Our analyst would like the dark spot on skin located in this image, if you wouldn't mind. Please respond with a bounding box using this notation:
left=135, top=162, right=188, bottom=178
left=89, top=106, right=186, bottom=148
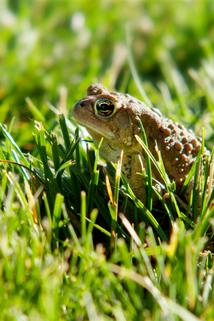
left=191, top=150, right=197, bottom=157
left=184, top=143, right=192, bottom=154
left=178, top=124, right=184, bottom=130
left=164, top=137, right=174, bottom=144
left=168, top=123, right=175, bottom=130
left=175, top=142, right=183, bottom=151
left=191, top=138, right=198, bottom=147
left=181, top=137, right=188, bottom=144
left=195, top=144, right=201, bottom=152
left=160, top=126, right=171, bottom=136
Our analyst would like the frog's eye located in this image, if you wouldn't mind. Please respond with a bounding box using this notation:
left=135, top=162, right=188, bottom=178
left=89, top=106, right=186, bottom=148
left=94, top=98, right=115, bottom=118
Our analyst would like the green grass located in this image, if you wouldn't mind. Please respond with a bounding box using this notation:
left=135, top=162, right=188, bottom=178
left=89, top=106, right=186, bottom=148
left=0, top=1, right=214, bottom=320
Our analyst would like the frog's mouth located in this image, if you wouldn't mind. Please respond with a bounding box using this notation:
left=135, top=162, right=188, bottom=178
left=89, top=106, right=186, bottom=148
left=75, top=118, right=115, bottom=141
left=74, top=115, right=115, bottom=140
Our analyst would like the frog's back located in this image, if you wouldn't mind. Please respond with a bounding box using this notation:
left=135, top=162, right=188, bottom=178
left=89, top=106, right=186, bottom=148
left=138, top=107, right=202, bottom=186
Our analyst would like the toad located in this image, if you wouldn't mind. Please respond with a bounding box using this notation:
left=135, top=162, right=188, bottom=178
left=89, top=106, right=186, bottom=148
left=73, top=83, right=203, bottom=201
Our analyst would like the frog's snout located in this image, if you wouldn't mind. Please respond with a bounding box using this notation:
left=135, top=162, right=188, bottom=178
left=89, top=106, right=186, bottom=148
left=73, top=98, right=94, bottom=122
left=74, top=98, right=92, bottom=110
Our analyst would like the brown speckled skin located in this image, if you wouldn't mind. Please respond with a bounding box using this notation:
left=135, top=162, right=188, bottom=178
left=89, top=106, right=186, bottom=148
left=73, top=84, right=202, bottom=200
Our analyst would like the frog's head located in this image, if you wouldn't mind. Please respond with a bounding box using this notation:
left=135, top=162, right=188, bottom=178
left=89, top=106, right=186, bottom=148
left=73, top=83, right=140, bottom=148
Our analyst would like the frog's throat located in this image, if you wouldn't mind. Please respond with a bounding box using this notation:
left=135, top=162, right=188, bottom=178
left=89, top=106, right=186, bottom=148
left=78, top=120, right=115, bottom=140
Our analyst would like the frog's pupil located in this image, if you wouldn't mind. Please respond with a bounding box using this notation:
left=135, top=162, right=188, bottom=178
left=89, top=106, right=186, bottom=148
left=95, top=99, right=115, bottom=117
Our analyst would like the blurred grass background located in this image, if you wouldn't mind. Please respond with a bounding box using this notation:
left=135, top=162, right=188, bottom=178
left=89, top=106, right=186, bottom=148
left=1, top=0, right=214, bottom=146
left=0, top=1, right=214, bottom=320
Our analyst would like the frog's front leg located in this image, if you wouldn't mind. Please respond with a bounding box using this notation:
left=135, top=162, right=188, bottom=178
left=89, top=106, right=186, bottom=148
left=122, top=153, right=147, bottom=202
left=122, top=153, right=167, bottom=203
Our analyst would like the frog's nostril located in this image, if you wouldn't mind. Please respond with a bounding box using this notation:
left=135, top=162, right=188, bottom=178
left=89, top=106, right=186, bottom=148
left=78, top=99, right=90, bottom=107
left=80, top=101, right=86, bottom=107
